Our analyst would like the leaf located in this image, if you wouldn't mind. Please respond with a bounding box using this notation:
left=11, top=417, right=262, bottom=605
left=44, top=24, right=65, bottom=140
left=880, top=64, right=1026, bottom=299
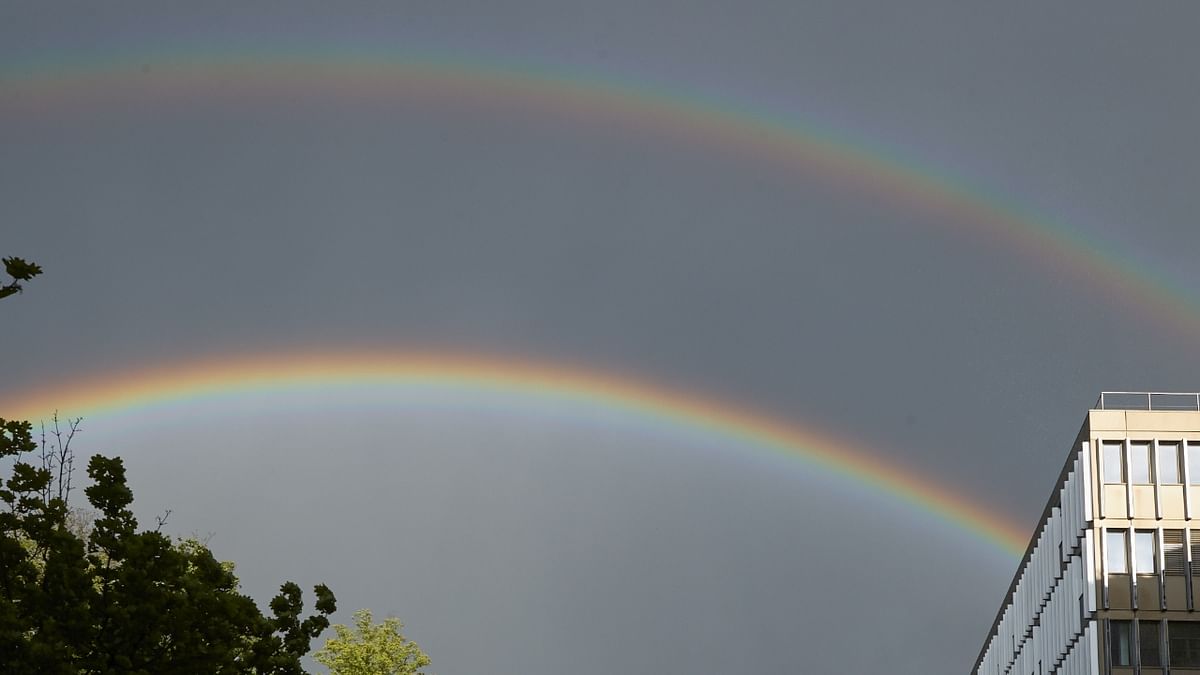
left=3, top=257, right=43, bottom=282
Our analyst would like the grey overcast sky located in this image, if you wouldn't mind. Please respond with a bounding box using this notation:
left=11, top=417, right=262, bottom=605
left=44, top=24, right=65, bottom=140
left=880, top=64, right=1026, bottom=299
left=3, top=2, right=1199, bottom=673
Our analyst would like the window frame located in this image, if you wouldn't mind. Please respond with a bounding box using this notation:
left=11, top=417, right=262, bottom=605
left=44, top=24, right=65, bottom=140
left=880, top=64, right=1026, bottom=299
left=1130, top=441, right=1153, bottom=484
left=1159, top=441, right=1183, bottom=484
left=1104, top=441, right=1126, bottom=484
left=1134, top=530, right=1157, bottom=575
left=1169, top=621, right=1200, bottom=668
left=1165, top=529, right=1187, bottom=575
left=1107, top=529, right=1130, bottom=574
left=1141, top=619, right=1162, bottom=667
left=1188, top=442, right=1200, bottom=485
left=1110, top=619, right=1133, bottom=667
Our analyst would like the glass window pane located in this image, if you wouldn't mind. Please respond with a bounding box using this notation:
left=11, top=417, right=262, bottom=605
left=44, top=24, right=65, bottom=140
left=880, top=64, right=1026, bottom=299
left=1131, top=442, right=1152, bottom=483
left=1189, top=443, right=1200, bottom=485
left=1170, top=621, right=1200, bottom=667
left=1110, top=620, right=1132, bottom=666
left=1104, top=442, right=1125, bottom=483
left=1141, top=620, right=1162, bottom=666
left=1107, top=530, right=1128, bottom=574
left=1135, top=531, right=1157, bottom=574
left=1159, top=442, right=1182, bottom=484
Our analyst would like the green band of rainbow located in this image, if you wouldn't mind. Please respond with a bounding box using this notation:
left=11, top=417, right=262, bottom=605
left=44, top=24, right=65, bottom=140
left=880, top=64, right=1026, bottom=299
left=2, top=49, right=1196, bottom=338
left=0, top=350, right=1029, bottom=558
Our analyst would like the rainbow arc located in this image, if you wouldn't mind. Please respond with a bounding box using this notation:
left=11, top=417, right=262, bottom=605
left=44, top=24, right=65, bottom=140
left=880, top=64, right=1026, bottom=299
left=1, top=349, right=1029, bottom=558
left=2, top=50, right=1195, bottom=337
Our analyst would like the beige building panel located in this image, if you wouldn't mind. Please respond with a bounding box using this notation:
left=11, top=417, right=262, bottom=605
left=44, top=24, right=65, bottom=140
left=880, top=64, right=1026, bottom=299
left=1120, top=518, right=1179, bottom=529
left=1125, top=410, right=1200, bottom=433
left=1162, top=486, right=1186, bottom=519
left=1132, top=486, right=1156, bottom=519
left=1104, top=485, right=1128, bottom=519
left=1088, top=409, right=1128, bottom=431
left=1090, top=431, right=1131, bottom=443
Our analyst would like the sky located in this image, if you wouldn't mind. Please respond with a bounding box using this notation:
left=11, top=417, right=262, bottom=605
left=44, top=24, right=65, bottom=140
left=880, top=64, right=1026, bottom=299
left=2, top=2, right=1199, bottom=673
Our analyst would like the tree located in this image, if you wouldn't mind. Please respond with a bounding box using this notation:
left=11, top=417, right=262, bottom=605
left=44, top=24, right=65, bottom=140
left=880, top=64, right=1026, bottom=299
left=0, top=417, right=337, bottom=673
left=3, top=258, right=431, bottom=673
left=0, top=256, right=42, bottom=300
left=314, top=609, right=431, bottom=675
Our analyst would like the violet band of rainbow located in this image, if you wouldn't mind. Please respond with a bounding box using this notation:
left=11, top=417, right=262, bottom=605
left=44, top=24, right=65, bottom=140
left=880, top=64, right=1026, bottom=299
left=0, top=349, right=1029, bottom=559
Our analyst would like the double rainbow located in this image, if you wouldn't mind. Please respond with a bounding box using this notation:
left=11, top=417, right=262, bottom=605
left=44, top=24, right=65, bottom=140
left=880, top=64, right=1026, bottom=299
left=5, top=45, right=1164, bottom=561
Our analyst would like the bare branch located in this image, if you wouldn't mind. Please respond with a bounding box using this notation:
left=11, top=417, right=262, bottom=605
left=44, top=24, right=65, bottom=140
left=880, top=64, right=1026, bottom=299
left=36, top=413, right=84, bottom=507
left=154, top=509, right=173, bottom=533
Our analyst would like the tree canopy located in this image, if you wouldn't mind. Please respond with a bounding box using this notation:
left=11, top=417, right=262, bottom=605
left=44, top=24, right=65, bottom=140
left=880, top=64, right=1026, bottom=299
left=314, top=609, right=431, bottom=675
left=2, top=256, right=430, bottom=673
left=0, top=417, right=336, bottom=673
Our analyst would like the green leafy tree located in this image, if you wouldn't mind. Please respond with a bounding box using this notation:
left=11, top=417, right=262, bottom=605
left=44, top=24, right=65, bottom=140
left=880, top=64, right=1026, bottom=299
left=0, top=256, right=42, bottom=300
left=3, top=257, right=421, bottom=673
left=0, top=417, right=337, bottom=673
left=314, top=609, right=431, bottom=675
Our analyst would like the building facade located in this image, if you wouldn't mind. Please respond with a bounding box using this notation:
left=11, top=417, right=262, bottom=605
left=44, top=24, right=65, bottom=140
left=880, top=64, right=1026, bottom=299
left=973, top=393, right=1200, bottom=675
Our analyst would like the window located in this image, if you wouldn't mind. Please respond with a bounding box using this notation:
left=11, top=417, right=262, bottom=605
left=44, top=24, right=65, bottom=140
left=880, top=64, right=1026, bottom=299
left=1141, top=620, right=1162, bottom=667
left=1134, top=530, right=1157, bottom=574
left=1165, top=530, right=1186, bottom=575
left=1131, top=441, right=1153, bottom=484
left=1190, top=442, right=1200, bottom=484
left=1108, top=530, right=1129, bottom=573
left=1170, top=621, right=1200, bottom=667
left=1104, top=441, right=1125, bottom=483
left=1159, top=442, right=1182, bottom=484
left=1110, top=620, right=1132, bottom=666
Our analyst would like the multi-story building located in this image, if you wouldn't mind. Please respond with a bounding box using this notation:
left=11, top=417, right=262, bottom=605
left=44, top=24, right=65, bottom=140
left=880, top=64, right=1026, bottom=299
left=973, top=393, right=1200, bottom=675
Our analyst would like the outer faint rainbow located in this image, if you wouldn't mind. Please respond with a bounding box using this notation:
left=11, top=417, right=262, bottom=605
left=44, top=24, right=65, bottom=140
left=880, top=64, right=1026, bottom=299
left=0, top=349, right=1028, bottom=558
left=2, top=50, right=1198, bottom=338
